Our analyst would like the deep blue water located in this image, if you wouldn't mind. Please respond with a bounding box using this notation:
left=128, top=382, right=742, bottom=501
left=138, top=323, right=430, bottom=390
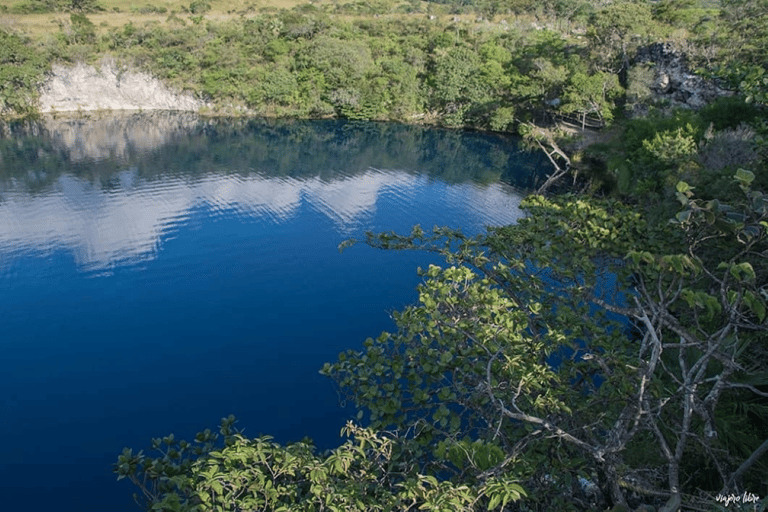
left=0, top=114, right=544, bottom=511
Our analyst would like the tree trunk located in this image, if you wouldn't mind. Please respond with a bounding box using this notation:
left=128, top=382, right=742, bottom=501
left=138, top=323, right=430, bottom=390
left=599, top=454, right=628, bottom=508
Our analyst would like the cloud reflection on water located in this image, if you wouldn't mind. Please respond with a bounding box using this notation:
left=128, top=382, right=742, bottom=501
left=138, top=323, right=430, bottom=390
left=0, top=114, right=532, bottom=271
left=0, top=168, right=524, bottom=271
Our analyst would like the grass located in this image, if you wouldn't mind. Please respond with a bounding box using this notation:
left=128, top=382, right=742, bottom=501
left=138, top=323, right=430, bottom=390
left=0, top=0, right=311, bottom=36
left=0, top=0, right=456, bottom=43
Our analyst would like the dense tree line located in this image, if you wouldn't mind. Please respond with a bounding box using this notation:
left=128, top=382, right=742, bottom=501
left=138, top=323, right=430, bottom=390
left=0, top=0, right=750, bottom=126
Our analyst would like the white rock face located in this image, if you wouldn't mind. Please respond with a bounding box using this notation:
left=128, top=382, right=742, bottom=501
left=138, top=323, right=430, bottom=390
left=39, top=59, right=206, bottom=113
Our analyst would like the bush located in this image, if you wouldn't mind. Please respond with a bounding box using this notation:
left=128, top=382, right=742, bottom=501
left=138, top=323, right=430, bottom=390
left=700, top=95, right=761, bottom=131
left=0, top=29, right=49, bottom=116
left=188, top=0, right=210, bottom=14
left=10, top=0, right=59, bottom=14
left=115, top=416, right=526, bottom=511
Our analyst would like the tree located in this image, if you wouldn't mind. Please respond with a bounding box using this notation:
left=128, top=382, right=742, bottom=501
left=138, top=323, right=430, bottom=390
left=427, top=45, right=485, bottom=126
left=587, top=0, right=655, bottom=74
left=69, top=0, right=101, bottom=11
left=327, top=172, right=768, bottom=510
left=718, top=0, right=768, bottom=67
left=560, top=69, right=622, bottom=127
left=0, top=29, right=48, bottom=116
left=293, top=35, right=375, bottom=118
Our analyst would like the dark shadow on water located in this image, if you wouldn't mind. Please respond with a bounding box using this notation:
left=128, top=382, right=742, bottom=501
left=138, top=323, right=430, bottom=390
left=0, top=113, right=546, bottom=193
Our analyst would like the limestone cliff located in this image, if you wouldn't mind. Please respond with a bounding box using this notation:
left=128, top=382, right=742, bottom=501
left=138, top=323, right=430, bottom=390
left=39, top=58, right=206, bottom=113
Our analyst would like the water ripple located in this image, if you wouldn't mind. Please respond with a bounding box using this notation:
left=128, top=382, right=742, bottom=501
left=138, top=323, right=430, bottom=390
left=0, top=167, right=526, bottom=272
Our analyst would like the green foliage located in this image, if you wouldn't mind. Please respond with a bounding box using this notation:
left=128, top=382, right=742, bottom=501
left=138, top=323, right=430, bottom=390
left=587, top=0, right=656, bottom=71
left=69, top=0, right=101, bottom=11
left=591, top=90, right=766, bottom=222
left=9, top=0, right=102, bottom=13
left=9, top=0, right=60, bottom=13
left=710, top=0, right=768, bottom=106
left=187, top=0, right=211, bottom=15
left=597, top=109, right=707, bottom=199
left=3, top=0, right=766, bottom=131
left=329, top=199, right=654, bottom=507
left=718, top=63, right=768, bottom=107
left=699, top=96, right=761, bottom=131
left=0, top=29, right=48, bottom=116
left=428, top=45, right=486, bottom=126
left=642, top=125, right=698, bottom=165
left=489, top=106, right=515, bottom=132
left=115, top=417, right=526, bottom=511
left=251, top=65, right=299, bottom=109
left=719, top=0, right=768, bottom=67
left=652, top=0, right=698, bottom=28
left=69, top=12, right=97, bottom=45
left=624, top=62, right=655, bottom=111
left=326, top=172, right=768, bottom=509
left=0, top=2, right=613, bottom=127
left=292, top=35, right=377, bottom=118
left=561, top=68, right=622, bottom=124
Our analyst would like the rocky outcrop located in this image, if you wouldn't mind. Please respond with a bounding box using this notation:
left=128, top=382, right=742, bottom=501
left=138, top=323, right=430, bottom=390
left=634, top=42, right=732, bottom=110
left=39, top=58, right=206, bottom=113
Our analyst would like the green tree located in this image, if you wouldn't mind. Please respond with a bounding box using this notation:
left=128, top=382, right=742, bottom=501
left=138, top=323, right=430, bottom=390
left=596, top=109, right=706, bottom=199
left=68, top=12, right=97, bottom=45
left=428, top=45, right=485, bottom=126
left=327, top=174, right=768, bottom=510
left=9, top=0, right=101, bottom=13
left=293, top=35, right=375, bottom=117
left=718, top=0, right=768, bottom=67
left=69, top=0, right=101, bottom=11
left=115, top=416, right=526, bottom=511
left=251, top=64, right=300, bottom=110
left=714, top=0, right=768, bottom=105
left=560, top=69, right=622, bottom=126
left=0, top=29, right=48, bottom=116
left=651, top=0, right=697, bottom=28
left=478, top=42, right=513, bottom=93
left=587, top=0, right=655, bottom=73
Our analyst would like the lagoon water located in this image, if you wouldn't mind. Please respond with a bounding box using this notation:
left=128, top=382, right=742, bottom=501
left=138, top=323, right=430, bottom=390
left=0, top=114, right=544, bottom=511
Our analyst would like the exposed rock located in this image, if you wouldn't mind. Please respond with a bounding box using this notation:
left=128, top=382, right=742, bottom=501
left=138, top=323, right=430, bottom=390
left=39, top=58, right=207, bottom=113
left=634, top=42, right=732, bottom=110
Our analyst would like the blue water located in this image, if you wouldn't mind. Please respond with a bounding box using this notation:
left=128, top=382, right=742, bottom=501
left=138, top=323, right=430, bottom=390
left=0, top=115, right=542, bottom=511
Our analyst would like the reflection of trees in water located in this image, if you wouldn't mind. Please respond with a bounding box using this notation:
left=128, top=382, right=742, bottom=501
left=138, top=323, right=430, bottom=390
left=0, top=114, right=546, bottom=193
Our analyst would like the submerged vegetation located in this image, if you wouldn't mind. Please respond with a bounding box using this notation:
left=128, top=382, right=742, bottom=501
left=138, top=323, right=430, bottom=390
left=2, top=0, right=766, bottom=509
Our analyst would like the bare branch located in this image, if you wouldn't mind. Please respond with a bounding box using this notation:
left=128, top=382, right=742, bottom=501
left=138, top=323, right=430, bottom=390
left=724, top=382, right=768, bottom=398
left=483, top=350, right=598, bottom=458
left=523, top=122, right=572, bottom=194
